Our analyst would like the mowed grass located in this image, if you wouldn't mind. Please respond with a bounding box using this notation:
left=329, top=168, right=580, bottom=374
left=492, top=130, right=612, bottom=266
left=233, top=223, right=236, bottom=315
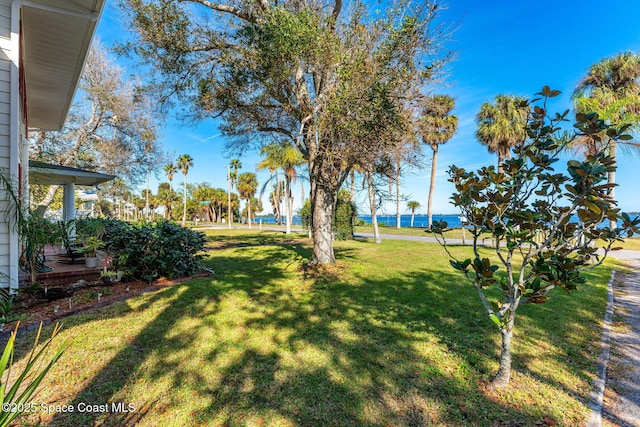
left=200, top=227, right=309, bottom=250
left=13, top=229, right=615, bottom=426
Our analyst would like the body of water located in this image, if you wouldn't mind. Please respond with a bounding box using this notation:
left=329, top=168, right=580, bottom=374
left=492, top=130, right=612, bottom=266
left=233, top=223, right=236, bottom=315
left=358, top=215, right=462, bottom=228
left=255, top=214, right=635, bottom=232
left=255, top=215, right=463, bottom=228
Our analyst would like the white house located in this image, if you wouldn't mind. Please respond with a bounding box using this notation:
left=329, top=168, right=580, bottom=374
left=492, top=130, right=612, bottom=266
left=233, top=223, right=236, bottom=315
left=0, top=0, right=105, bottom=290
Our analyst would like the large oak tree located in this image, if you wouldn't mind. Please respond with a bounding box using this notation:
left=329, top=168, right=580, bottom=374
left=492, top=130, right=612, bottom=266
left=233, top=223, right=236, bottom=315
left=121, top=0, right=450, bottom=263
left=30, top=41, right=164, bottom=215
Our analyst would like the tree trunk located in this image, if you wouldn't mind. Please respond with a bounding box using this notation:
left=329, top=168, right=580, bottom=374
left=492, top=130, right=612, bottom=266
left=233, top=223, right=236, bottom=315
left=427, top=145, right=438, bottom=229
left=396, top=158, right=401, bottom=229
left=272, top=194, right=280, bottom=225
left=35, top=185, right=62, bottom=217
left=287, top=192, right=294, bottom=234
left=182, top=176, right=187, bottom=226
left=285, top=176, right=292, bottom=235
left=609, top=141, right=617, bottom=230
left=488, top=310, right=516, bottom=390
left=275, top=172, right=282, bottom=225
left=248, top=198, right=252, bottom=228
left=146, top=174, right=150, bottom=222
left=497, top=153, right=505, bottom=174
left=367, top=171, right=381, bottom=244
left=310, top=179, right=336, bottom=264
left=350, top=170, right=355, bottom=200
left=410, top=212, right=415, bottom=228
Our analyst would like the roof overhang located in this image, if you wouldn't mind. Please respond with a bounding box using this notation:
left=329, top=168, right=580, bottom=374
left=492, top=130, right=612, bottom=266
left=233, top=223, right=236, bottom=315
left=28, top=160, right=115, bottom=186
left=21, top=0, right=106, bottom=130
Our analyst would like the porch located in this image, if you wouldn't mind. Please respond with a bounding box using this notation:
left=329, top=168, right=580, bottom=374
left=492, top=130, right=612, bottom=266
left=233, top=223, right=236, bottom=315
left=19, top=244, right=103, bottom=287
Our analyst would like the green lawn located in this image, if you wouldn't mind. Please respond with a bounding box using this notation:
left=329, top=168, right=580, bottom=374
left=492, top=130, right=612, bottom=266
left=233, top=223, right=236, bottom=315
left=14, top=229, right=615, bottom=426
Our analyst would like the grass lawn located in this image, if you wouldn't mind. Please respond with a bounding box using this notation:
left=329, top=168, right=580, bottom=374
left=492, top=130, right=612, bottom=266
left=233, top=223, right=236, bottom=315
left=13, top=229, right=616, bottom=426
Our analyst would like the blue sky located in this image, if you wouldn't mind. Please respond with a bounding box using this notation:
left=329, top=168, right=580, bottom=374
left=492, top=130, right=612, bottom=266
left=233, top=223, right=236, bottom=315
left=95, top=1, right=640, bottom=215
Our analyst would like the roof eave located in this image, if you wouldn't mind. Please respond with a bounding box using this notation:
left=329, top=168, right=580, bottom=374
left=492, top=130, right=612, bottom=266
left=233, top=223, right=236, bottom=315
left=21, top=0, right=106, bottom=130
left=29, top=161, right=116, bottom=187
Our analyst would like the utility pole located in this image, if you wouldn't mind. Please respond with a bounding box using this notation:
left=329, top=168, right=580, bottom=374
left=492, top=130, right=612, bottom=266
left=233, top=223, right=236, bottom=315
left=227, top=165, right=231, bottom=229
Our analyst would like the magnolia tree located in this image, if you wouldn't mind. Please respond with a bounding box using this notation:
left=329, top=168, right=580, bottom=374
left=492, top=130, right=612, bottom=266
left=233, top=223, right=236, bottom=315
left=434, top=87, right=640, bottom=389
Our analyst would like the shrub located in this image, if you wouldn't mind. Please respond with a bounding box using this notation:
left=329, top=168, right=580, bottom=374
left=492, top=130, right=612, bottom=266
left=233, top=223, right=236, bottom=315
left=75, top=218, right=105, bottom=241
left=100, top=219, right=206, bottom=282
left=333, top=189, right=357, bottom=240
left=299, top=190, right=357, bottom=240
left=298, top=199, right=311, bottom=230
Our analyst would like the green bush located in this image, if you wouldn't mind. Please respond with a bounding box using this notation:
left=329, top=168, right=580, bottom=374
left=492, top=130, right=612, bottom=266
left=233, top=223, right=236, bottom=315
left=299, top=190, right=357, bottom=240
left=95, top=219, right=206, bottom=282
left=333, top=189, right=356, bottom=240
left=298, top=199, right=312, bottom=230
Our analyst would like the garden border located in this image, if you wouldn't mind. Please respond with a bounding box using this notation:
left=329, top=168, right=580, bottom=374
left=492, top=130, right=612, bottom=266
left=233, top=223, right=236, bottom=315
left=0, top=272, right=214, bottom=342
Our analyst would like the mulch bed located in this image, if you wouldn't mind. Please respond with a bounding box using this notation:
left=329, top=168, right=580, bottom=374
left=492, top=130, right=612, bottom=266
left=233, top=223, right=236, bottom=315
left=1, top=272, right=214, bottom=341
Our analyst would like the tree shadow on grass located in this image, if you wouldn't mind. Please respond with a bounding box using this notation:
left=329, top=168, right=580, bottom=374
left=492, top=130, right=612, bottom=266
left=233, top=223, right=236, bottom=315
left=35, top=243, right=562, bottom=426
left=504, top=266, right=612, bottom=409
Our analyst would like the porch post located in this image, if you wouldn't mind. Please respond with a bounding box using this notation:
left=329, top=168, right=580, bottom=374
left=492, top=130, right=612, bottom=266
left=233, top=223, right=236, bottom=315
left=63, top=182, right=76, bottom=238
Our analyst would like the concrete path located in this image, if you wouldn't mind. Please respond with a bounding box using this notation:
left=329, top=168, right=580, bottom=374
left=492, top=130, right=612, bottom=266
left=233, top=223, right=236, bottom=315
left=601, top=250, right=640, bottom=427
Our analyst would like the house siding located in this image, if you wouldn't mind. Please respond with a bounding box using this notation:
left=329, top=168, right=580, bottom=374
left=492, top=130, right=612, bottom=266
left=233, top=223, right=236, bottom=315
left=0, top=1, right=8, bottom=39
left=0, top=0, right=14, bottom=288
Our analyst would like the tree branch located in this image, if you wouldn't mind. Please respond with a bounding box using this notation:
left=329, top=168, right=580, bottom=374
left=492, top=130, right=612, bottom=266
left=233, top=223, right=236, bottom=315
left=331, top=0, right=342, bottom=28
left=179, top=0, right=257, bottom=23
left=257, top=126, right=294, bottom=139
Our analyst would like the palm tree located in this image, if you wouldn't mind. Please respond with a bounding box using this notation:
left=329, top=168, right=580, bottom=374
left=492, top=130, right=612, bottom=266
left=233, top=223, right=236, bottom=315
left=191, top=182, right=217, bottom=222
left=229, top=158, right=242, bottom=191
left=238, top=172, right=259, bottom=228
left=572, top=52, right=640, bottom=229
left=164, top=162, right=177, bottom=192
left=140, top=189, right=157, bottom=217
left=227, top=159, right=242, bottom=225
left=257, top=148, right=282, bottom=223
left=163, top=163, right=178, bottom=218
left=419, top=95, right=458, bottom=229
left=407, top=201, right=421, bottom=228
left=157, top=182, right=178, bottom=219
left=250, top=196, right=263, bottom=217
left=257, top=143, right=304, bottom=234
left=130, top=194, right=145, bottom=219
left=177, top=154, right=193, bottom=226
left=264, top=182, right=284, bottom=224
left=476, top=94, right=529, bottom=173
left=212, top=188, right=226, bottom=223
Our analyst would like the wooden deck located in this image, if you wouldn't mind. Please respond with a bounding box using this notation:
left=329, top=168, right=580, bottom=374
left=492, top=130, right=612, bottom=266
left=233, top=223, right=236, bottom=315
left=19, top=245, right=103, bottom=287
